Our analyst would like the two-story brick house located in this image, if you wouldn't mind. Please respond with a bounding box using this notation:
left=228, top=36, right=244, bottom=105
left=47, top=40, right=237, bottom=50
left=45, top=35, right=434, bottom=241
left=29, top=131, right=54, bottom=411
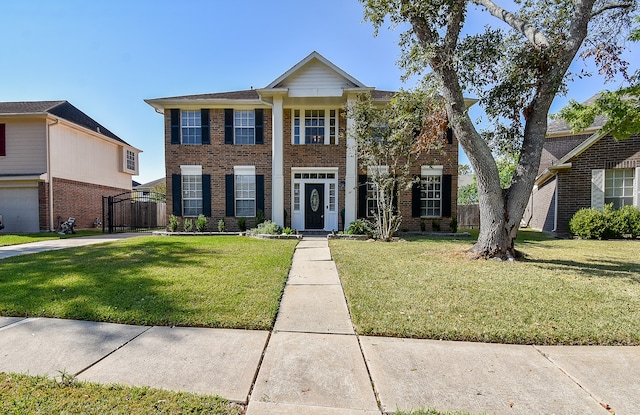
left=146, top=52, right=459, bottom=232
left=0, top=101, right=141, bottom=233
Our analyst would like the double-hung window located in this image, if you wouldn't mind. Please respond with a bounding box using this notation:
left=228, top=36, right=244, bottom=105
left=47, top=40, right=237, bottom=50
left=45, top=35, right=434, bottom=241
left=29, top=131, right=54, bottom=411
left=126, top=149, right=136, bottom=171
left=605, top=168, right=635, bottom=208
left=234, top=110, right=255, bottom=144
left=235, top=166, right=256, bottom=217
left=181, top=165, right=203, bottom=216
left=292, top=109, right=339, bottom=144
left=181, top=110, right=202, bottom=144
left=420, top=166, right=443, bottom=217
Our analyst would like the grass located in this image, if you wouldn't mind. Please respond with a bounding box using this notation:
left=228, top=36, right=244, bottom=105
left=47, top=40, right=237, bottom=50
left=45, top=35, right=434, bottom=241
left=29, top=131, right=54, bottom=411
left=0, top=230, right=103, bottom=247
left=331, top=229, right=640, bottom=345
left=0, top=236, right=298, bottom=330
left=0, top=372, right=243, bottom=415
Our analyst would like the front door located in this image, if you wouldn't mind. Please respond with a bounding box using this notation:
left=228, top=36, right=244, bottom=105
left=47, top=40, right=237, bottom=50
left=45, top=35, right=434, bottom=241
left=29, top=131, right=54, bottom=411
left=305, top=183, right=324, bottom=230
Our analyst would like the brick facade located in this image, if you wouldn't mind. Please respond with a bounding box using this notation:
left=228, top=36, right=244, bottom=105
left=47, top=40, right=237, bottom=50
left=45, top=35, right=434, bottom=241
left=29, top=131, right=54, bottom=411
left=533, top=134, right=640, bottom=236
left=165, top=106, right=459, bottom=232
left=38, top=178, right=129, bottom=231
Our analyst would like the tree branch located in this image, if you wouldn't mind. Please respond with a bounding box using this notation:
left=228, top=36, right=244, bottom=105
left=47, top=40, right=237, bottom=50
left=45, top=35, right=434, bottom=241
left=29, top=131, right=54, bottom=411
left=470, top=0, right=550, bottom=47
left=591, top=2, right=634, bottom=18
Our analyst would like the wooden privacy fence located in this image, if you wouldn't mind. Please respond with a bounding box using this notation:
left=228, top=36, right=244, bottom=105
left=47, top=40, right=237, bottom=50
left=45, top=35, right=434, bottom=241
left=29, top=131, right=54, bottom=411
left=457, top=204, right=480, bottom=229
left=102, top=191, right=166, bottom=233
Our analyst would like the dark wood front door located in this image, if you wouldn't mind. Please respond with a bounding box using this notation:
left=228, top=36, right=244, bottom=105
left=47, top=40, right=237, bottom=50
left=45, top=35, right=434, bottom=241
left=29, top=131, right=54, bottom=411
left=305, top=183, right=324, bottom=230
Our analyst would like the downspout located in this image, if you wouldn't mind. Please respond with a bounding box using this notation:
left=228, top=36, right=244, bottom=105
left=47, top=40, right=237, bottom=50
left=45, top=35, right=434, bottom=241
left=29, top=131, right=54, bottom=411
left=46, top=117, right=59, bottom=231
left=552, top=177, right=558, bottom=233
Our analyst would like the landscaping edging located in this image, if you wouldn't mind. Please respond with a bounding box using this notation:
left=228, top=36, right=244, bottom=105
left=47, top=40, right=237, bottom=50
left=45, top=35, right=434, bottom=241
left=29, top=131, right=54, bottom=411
left=152, top=231, right=245, bottom=236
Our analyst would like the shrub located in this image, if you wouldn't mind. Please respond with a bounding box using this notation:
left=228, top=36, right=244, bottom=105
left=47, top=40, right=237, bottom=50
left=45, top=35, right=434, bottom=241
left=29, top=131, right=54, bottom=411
left=256, top=210, right=265, bottom=225
left=183, top=218, right=194, bottom=232
left=168, top=215, right=179, bottom=232
left=345, top=219, right=374, bottom=236
left=450, top=217, right=458, bottom=233
left=217, top=218, right=225, bottom=232
left=237, top=217, right=247, bottom=232
left=253, top=220, right=281, bottom=235
left=282, top=227, right=295, bottom=235
left=420, top=219, right=426, bottom=232
left=432, top=219, right=441, bottom=232
left=195, top=214, right=207, bottom=232
left=569, top=204, right=640, bottom=239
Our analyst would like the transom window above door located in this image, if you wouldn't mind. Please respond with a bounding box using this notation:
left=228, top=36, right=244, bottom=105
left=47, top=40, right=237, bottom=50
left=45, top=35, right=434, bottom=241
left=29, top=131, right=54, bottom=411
left=292, top=109, right=338, bottom=145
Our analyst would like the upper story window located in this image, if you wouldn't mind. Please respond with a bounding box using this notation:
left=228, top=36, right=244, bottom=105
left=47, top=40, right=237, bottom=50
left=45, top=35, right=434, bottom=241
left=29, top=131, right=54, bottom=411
left=292, top=109, right=338, bottom=145
left=181, top=110, right=202, bottom=144
left=126, top=149, right=136, bottom=171
left=234, top=110, right=255, bottom=144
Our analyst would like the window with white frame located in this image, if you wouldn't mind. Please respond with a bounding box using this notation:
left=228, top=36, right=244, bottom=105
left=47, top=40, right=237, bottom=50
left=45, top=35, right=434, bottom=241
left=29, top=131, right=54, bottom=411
left=293, top=183, right=301, bottom=212
left=366, top=181, right=378, bottom=217
left=605, top=168, right=635, bottom=208
left=421, top=166, right=443, bottom=217
left=181, top=165, right=203, bottom=217
left=181, top=110, right=202, bottom=144
left=234, top=110, right=255, bottom=144
left=329, top=183, right=336, bottom=212
left=126, top=149, right=136, bottom=171
left=292, top=109, right=339, bottom=144
left=235, top=166, right=256, bottom=217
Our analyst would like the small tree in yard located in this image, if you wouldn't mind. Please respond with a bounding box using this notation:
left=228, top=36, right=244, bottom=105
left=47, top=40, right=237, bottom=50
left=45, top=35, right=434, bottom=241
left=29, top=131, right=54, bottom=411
left=347, top=87, right=448, bottom=241
left=361, top=0, right=637, bottom=259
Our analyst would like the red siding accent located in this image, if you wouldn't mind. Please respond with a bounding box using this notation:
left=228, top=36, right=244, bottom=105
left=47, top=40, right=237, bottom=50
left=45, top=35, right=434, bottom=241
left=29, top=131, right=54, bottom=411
left=0, top=124, right=6, bottom=156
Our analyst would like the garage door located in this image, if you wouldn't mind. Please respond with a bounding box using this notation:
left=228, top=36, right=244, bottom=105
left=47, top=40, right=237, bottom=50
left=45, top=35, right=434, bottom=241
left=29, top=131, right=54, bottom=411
left=0, top=186, right=40, bottom=233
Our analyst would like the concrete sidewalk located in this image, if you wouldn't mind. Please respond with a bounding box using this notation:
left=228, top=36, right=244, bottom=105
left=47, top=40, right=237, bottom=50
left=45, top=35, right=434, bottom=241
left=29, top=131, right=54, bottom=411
left=0, top=232, right=144, bottom=259
left=1, top=235, right=639, bottom=414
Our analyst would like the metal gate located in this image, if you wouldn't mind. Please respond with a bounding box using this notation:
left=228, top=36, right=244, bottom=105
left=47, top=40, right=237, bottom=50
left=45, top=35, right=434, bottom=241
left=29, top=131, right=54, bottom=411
left=102, top=191, right=166, bottom=233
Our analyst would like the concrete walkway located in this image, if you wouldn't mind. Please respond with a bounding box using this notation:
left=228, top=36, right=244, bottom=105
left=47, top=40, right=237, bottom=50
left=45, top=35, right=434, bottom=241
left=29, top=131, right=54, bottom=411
left=1, top=235, right=639, bottom=414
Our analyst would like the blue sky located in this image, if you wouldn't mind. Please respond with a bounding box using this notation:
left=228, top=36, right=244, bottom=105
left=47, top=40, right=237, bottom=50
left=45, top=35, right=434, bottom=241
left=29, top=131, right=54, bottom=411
left=2, top=0, right=637, bottom=183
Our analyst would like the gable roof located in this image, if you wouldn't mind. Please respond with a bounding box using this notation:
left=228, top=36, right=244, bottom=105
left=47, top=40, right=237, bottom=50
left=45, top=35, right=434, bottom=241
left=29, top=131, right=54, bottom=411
left=264, top=51, right=368, bottom=90
left=546, top=93, right=608, bottom=137
left=0, top=100, right=132, bottom=146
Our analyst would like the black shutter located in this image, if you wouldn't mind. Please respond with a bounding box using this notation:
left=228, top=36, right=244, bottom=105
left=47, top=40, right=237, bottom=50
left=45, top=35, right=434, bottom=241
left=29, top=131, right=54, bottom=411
left=255, top=109, right=264, bottom=144
left=170, top=109, right=180, bottom=144
left=202, top=174, right=211, bottom=217
left=442, top=174, right=452, bottom=217
left=412, top=177, right=422, bottom=218
left=256, top=174, right=264, bottom=214
left=358, top=175, right=368, bottom=218
left=201, top=109, right=210, bottom=144
left=225, top=174, right=234, bottom=216
left=172, top=174, right=182, bottom=216
left=446, top=127, right=453, bottom=144
left=224, top=109, right=234, bottom=144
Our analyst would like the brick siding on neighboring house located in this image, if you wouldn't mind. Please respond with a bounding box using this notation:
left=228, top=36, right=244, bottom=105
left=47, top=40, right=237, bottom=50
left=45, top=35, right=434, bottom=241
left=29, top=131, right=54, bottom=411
left=555, top=134, right=640, bottom=235
left=165, top=108, right=273, bottom=231
left=539, top=134, right=588, bottom=173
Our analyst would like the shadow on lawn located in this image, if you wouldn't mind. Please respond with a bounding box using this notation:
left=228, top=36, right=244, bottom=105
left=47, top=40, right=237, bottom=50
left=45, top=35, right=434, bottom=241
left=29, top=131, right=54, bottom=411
left=522, top=255, right=640, bottom=284
left=0, top=238, right=216, bottom=326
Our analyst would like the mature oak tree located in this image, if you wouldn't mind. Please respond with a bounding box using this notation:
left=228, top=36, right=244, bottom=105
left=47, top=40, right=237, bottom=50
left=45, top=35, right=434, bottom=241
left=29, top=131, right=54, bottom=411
left=361, top=0, right=636, bottom=259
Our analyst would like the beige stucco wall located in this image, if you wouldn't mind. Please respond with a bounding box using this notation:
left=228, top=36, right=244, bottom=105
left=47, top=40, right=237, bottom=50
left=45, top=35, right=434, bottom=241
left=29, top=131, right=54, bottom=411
left=49, top=122, right=132, bottom=190
left=0, top=120, right=46, bottom=175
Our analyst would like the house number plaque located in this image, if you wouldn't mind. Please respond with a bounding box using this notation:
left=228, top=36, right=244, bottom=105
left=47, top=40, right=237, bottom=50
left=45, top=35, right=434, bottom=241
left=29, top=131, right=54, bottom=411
left=310, top=189, right=320, bottom=212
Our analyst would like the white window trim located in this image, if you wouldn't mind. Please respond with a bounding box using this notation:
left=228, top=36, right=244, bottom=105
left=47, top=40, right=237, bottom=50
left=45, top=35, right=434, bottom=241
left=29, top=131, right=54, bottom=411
left=180, top=110, right=202, bottom=145
left=122, top=148, right=138, bottom=174
left=181, top=165, right=203, bottom=176
left=421, top=165, right=444, bottom=218
left=234, top=165, right=256, bottom=217
left=291, top=108, right=339, bottom=145
left=234, top=110, right=255, bottom=145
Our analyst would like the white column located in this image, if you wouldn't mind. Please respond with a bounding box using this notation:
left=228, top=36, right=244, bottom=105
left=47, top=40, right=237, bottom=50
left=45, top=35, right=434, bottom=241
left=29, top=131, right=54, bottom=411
left=271, top=96, right=285, bottom=226
left=344, top=95, right=358, bottom=228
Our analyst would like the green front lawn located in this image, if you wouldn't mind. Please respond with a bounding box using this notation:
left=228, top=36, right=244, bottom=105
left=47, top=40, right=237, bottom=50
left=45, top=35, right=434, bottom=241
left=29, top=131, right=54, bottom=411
left=0, top=236, right=297, bottom=329
left=0, top=230, right=103, bottom=246
left=0, top=372, right=242, bottom=415
left=331, top=230, right=640, bottom=345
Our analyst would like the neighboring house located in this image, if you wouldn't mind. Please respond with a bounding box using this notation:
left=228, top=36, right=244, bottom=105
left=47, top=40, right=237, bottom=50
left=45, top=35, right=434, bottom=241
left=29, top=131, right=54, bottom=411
left=146, top=51, right=462, bottom=232
left=525, top=94, right=640, bottom=236
left=134, top=177, right=165, bottom=196
left=0, top=101, right=141, bottom=233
